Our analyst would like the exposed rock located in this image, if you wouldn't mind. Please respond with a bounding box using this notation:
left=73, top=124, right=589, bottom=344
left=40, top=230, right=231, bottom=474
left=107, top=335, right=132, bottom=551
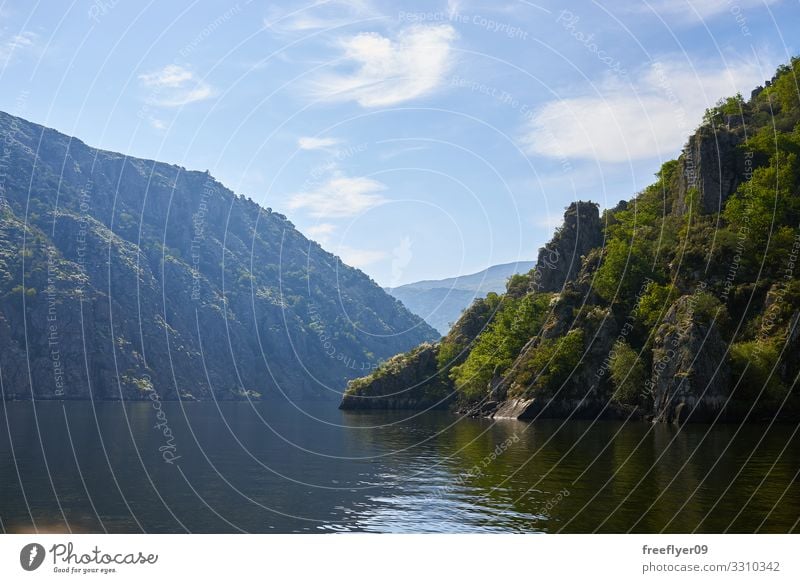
left=332, top=63, right=800, bottom=425
left=532, top=201, right=603, bottom=293
left=492, top=396, right=637, bottom=421
left=651, top=295, right=731, bottom=423
left=492, top=398, right=535, bottom=419
left=673, top=124, right=745, bottom=215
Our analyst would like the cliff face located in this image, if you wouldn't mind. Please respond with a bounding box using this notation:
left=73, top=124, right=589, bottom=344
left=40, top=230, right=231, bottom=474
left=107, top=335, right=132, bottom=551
left=340, top=59, right=800, bottom=424
left=532, top=201, right=603, bottom=292
left=0, top=111, right=438, bottom=400
left=650, top=295, right=731, bottom=423
left=673, top=124, right=746, bottom=215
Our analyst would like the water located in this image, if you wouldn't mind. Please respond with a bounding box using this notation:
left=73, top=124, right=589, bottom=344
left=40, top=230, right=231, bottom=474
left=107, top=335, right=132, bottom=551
left=1, top=400, right=798, bottom=533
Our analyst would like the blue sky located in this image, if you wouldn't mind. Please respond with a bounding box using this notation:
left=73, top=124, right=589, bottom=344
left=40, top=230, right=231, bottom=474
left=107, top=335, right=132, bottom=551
left=1, top=0, right=798, bottom=286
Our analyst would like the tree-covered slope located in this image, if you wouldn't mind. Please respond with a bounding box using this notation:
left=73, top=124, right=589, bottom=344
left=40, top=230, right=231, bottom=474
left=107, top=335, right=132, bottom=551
left=341, top=59, right=800, bottom=423
left=0, top=111, right=438, bottom=401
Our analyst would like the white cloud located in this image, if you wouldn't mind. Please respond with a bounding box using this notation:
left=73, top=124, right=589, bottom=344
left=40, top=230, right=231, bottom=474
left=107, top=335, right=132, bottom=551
left=138, top=64, right=214, bottom=107
left=306, top=222, right=337, bottom=241
left=522, top=57, right=772, bottom=163
left=335, top=245, right=388, bottom=268
left=0, top=31, right=37, bottom=62
left=379, top=144, right=430, bottom=159
left=641, top=0, right=782, bottom=23
left=298, top=136, right=341, bottom=150
left=264, top=0, right=376, bottom=33
left=288, top=174, right=388, bottom=218
left=149, top=117, right=167, bottom=131
left=311, top=25, right=457, bottom=107
left=267, top=14, right=343, bottom=32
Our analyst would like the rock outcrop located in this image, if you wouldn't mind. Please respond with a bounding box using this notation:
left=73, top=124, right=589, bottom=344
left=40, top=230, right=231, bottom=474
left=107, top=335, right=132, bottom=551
left=650, top=295, right=731, bottom=423
left=673, top=124, right=745, bottom=215
left=337, top=61, right=800, bottom=424
left=532, top=201, right=603, bottom=292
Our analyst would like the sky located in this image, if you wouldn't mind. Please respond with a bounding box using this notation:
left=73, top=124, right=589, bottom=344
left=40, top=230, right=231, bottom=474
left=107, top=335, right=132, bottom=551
left=0, top=0, right=798, bottom=286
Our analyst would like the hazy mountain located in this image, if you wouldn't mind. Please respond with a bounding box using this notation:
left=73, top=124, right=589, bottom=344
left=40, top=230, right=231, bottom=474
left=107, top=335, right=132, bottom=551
left=386, top=261, right=535, bottom=335
left=0, top=111, right=438, bottom=401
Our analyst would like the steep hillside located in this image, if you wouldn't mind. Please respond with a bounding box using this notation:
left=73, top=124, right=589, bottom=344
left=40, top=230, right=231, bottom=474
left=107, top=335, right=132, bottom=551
left=0, top=111, right=438, bottom=401
left=387, top=261, right=535, bottom=334
left=341, top=59, right=800, bottom=423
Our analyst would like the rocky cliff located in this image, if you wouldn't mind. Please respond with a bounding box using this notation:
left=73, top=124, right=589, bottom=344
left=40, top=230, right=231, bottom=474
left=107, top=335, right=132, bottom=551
left=532, top=201, right=603, bottom=292
left=0, top=111, right=438, bottom=400
left=340, top=59, right=800, bottom=424
left=673, top=124, right=746, bottom=215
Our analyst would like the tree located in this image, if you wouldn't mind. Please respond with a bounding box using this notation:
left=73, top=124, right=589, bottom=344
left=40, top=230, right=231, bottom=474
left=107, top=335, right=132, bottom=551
left=450, top=293, right=550, bottom=400
left=609, top=341, right=647, bottom=404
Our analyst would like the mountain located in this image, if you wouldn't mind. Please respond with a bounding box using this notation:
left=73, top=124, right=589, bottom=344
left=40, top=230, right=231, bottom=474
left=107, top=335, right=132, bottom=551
left=341, top=58, right=800, bottom=423
left=386, top=261, right=535, bottom=335
left=0, top=111, right=438, bottom=401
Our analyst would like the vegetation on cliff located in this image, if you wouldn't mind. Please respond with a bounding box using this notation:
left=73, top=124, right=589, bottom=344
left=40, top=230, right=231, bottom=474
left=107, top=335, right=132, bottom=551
left=341, top=58, right=800, bottom=422
left=0, top=111, right=438, bottom=400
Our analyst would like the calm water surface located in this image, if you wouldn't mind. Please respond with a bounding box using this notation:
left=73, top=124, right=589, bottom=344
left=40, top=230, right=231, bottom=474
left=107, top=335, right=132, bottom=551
left=1, top=400, right=798, bottom=533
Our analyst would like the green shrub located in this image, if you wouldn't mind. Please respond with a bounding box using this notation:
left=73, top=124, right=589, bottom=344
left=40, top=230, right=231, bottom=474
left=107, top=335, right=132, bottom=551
left=609, top=341, right=647, bottom=404
left=729, top=340, right=785, bottom=405
left=450, top=293, right=551, bottom=399
left=690, top=291, right=729, bottom=327
left=635, top=282, right=678, bottom=327
left=510, top=329, right=584, bottom=398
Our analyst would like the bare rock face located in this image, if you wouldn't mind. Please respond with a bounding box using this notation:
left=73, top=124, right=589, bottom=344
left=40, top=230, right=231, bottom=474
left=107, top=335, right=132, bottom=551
left=651, top=295, right=731, bottom=423
left=532, top=201, right=603, bottom=293
left=674, top=124, right=745, bottom=215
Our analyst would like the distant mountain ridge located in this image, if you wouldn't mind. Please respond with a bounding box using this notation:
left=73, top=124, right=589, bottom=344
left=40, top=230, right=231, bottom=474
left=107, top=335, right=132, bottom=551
left=386, top=261, right=535, bottom=334
left=0, top=110, right=438, bottom=401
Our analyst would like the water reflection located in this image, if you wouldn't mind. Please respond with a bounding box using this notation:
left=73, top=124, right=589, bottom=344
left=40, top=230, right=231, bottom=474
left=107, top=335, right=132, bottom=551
left=1, top=401, right=797, bottom=533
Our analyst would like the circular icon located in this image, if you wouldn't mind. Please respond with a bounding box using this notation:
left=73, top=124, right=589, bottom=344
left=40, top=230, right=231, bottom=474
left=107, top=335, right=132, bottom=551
left=19, top=543, right=46, bottom=571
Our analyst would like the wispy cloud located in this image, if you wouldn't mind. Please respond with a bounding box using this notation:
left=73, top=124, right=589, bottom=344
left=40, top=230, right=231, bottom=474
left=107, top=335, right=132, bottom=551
left=522, top=56, right=772, bottom=163
left=138, top=64, right=215, bottom=107
left=298, top=136, right=341, bottom=150
left=149, top=117, right=167, bottom=131
left=379, top=144, right=430, bottom=160
left=335, top=245, right=388, bottom=268
left=637, top=0, right=782, bottom=23
left=288, top=174, right=388, bottom=218
left=310, top=25, right=458, bottom=107
left=0, top=31, right=37, bottom=62
left=264, top=0, right=377, bottom=33
left=306, top=222, right=337, bottom=241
